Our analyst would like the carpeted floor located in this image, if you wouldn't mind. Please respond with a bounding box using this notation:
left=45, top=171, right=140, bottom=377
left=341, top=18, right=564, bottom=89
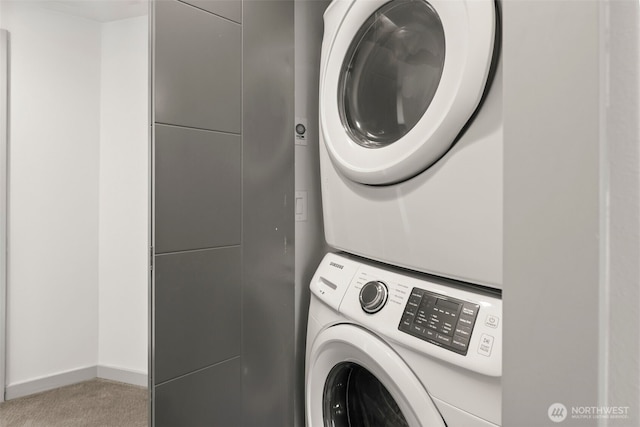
left=0, top=378, right=148, bottom=427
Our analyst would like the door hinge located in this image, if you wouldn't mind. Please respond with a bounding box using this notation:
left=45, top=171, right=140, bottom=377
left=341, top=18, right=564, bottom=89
left=149, top=246, right=154, bottom=271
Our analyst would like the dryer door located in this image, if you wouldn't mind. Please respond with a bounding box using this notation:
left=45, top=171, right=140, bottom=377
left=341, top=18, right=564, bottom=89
left=306, top=324, right=446, bottom=427
left=320, top=0, right=496, bottom=185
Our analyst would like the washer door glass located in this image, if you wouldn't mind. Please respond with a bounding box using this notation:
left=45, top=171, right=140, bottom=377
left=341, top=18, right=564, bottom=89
left=339, top=0, right=446, bottom=148
left=323, top=362, right=409, bottom=427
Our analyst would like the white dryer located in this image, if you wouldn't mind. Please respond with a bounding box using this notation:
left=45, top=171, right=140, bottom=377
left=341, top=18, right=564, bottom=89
left=305, top=253, right=502, bottom=426
left=319, top=0, right=503, bottom=288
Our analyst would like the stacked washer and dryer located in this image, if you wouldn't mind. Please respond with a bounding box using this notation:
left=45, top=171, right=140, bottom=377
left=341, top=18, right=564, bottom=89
left=305, top=0, right=503, bottom=425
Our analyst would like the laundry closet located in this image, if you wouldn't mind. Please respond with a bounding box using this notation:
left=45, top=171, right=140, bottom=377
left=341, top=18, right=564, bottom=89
left=0, top=0, right=638, bottom=426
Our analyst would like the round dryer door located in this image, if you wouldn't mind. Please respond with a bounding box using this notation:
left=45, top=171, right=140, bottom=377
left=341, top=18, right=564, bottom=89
left=306, top=325, right=446, bottom=427
left=320, top=0, right=497, bottom=184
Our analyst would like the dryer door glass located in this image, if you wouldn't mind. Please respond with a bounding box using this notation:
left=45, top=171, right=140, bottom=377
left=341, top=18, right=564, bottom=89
left=323, top=362, right=409, bottom=427
left=339, top=0, right=445, bottom=149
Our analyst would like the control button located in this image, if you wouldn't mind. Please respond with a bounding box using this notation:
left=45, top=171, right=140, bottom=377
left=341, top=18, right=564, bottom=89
left=441, top=323, right=454, bottom=336
left=408, top=294, right=423, bottom=305
left=405, top=301, right=419, bottom=315
left=454, top=325, right=472, bottom=338
left=435, top=334, right=452, bottom=345
left=410, top=289, right=425, bottom=298
left=478, top=334, right=494, bottom=357
left=485, top=314, right=500, bottom=329
left=462, top=303, right=479, bottom=317
left=400, top=315, right=412, bottom=329
left=458, top=315, right=475, bottom=327
left=452, top=333, right=470, bottom=346
left=452, top=336, right=469, bottom=352
left=425, top=329, right=436, bottom=340
left=359, top=281, right=388, bottom=314
left=411, top=324, right=426, bottom=335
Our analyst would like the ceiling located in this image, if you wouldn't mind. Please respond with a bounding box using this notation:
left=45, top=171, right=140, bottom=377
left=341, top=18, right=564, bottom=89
left=39, top=0, right=148, bottom=23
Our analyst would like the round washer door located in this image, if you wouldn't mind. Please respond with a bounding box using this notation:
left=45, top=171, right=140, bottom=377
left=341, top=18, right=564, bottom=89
left=320, top=0, right=496, bottom=185
left=306, top=324, right=446, bottom=427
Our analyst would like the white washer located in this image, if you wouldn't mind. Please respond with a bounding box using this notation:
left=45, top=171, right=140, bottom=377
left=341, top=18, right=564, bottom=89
left=306, top=253, right=502, bottom=426
left=319, top=0, right=503, bottom=288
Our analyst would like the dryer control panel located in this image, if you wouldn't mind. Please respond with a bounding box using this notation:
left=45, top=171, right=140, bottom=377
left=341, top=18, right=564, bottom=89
left=398, top=288, right=479, bottom=355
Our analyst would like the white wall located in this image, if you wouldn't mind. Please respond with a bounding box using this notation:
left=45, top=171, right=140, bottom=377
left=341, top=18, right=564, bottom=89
left=503, top=1, right=640, bottom=425
left=98, top=15, right=148, bottom=377
left=1, top=2, right=148, bottom=393
left=293, top=1, right=330, bottom=425
left=604, top=1, right=640, bottom=423
left=3, top=1, right=101, bottom=386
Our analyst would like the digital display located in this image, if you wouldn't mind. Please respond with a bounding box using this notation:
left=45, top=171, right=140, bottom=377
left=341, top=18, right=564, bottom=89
left=435, top=298, right=459, bottom=313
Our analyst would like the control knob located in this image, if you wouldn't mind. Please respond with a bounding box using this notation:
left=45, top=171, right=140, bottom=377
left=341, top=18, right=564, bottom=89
left=359, top=281, right=388, bottom=314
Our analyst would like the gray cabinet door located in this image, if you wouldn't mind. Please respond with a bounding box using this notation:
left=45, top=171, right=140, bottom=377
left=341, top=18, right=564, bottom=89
left=151, top=1, right=243, bottom=426
left=154, top=125, right=241, bottom=254
left=154, top=247, right=241, bottom=384
left=155, top=0, right=241, bottom=133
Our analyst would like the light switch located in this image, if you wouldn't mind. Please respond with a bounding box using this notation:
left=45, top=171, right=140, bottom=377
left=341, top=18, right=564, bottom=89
left=295, top=191, right=308, bottom=221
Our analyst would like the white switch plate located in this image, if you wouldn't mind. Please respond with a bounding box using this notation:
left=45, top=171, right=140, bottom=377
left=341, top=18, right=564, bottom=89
left=295, top=117, right=308, bottom=146
left=295, top=191, right=308, bottom=221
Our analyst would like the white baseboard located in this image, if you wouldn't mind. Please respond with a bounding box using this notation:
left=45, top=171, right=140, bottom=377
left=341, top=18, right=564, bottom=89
left=5, top=365, right=148, bottom=400
left=97, top=365, right=147, bottom=388
left=5, top=366, right=97, bottom=400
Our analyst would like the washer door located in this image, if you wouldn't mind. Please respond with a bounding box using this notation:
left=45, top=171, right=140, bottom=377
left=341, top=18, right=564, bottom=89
left=320, top=0, right=496, bottom=185
left=306, top=324, right=446, bottom=426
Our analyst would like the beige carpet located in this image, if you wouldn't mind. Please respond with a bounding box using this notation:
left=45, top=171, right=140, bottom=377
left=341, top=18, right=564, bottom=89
left=0, top=378, right=148, bottom=427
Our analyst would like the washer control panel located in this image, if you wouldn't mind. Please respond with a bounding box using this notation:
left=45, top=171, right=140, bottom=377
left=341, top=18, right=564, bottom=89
left=398, top=288, right=479, bottom=355
left=310, top=252, right=502, bottom=377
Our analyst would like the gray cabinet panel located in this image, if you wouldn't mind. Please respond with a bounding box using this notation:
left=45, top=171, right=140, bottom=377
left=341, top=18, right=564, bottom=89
left=155, top=247, right=241, bottom=383
left=503, top=2, right=601, bottom=425
left=155, top=0, right=241, bottom=133
left=155, top=124, right=240, bottom=254
left=155, top=357, right=241, bottom=427
left=179, top=0, right=242, bottom=24
left=242, top=1, right=295, bottom=426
